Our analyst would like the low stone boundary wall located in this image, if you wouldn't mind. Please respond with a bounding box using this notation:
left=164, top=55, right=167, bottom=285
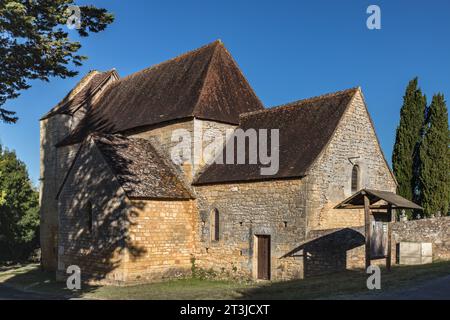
left=392, top=216, right=450, bottom=261
left=287, top=217, right=450, bottom=278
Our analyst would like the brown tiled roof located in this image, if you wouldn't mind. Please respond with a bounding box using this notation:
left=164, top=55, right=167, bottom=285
left=92, top=134, right=193, bottom=199
left=57, top=40, right=264, bottom=146
left=41, top=70, right=117, bottom=120
left=194, top=88, right=359, bottom=185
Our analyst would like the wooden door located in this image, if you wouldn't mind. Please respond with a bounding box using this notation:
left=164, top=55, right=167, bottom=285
left=257, top=235, right=271, bottom=280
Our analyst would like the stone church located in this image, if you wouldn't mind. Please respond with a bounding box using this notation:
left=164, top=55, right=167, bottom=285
left=40, top=40, right=397, bottom=284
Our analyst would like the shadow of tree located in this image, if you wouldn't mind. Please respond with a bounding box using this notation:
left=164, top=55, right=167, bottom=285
left=0, top=265, right=100, bottom=299
left=41, top=83, right=147, bottom=284
left=57, top=134, right=148, bottom=284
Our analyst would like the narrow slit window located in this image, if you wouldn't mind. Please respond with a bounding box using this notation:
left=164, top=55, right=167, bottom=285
left=86, top=201, right=94, bottom=233
left=351, top=165, right=360, bottom=193
left=210, top=209, right=220, bottom=241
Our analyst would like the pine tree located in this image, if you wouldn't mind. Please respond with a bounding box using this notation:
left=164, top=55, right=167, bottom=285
left=392, top=78, right=427, bottom=217
left=419, top=94, right=450, bottom=217
left=0, top=0, right=114, bottom=123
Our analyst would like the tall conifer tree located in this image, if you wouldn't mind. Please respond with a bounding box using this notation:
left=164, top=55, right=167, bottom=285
left=419, top=94, right=450, bottom=217
left=392, top=78, right=427, bottom=216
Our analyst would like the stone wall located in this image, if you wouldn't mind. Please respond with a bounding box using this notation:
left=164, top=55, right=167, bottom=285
left=194, top=179, right=306, bottom=281
left=285, top=217, right=450, bottom=278
left=124, top=199, right=197, bottom=283
left=392, top=217, right=450, bottom=261
left=40, top=114, right=80, bottom=271
left=58, top=141, right=131, bottom=283
left=58, top=140, right=199, bottom=284
left=130, top=119, right=236, bottom=183
left=40, top=71, right=117, bottom=271
left=305, top=90, right=397, bottom=231
left=304, top=227, right=367, bottom=275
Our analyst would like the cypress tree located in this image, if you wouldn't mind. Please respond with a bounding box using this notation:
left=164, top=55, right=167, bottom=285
left=419, top=94, right=450, bottom=217
left=392, top=78, right=427, bottom=216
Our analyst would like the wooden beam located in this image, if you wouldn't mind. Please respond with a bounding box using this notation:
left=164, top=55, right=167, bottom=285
left=386, top=204, right=393, bottom=271
left=364, top=195, right=371, bottom=269
left=337, top=204, right=392, bottom=210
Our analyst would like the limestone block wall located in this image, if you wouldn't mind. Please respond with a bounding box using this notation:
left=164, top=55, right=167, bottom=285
left=392, top=217, right=450, bottom=261
left=130, top=119, right=236, bottom=183
left=289, top=217, right=450, bottom=278
left=40, top=71, right=118, bottom=271
left=58, top=139, right=199, bottom=284
left=305, top=227, right=367, bottom=275
left=58, top=142, right=132, bottom=283
left=124, top=199, right=198, bottom=283
left=40, top=114, right=80, bottom=271
left=305, top=90, right=397, bottom=231
left=194, top=179, right=307, bottom=281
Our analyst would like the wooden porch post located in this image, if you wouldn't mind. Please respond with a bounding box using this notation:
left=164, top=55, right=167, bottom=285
left=386, top=204, right=393, bottom=271
left=363, top=193, right=371, bottom=269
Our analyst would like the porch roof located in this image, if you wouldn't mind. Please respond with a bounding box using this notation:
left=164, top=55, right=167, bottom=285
left=335, top=189, right=423, bottom=210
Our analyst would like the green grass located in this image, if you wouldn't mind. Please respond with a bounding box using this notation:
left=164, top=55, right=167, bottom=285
left=86, top=278, right=249, bottom=300
left=1, top=261, right=449, bottom=300
left=242, top=261, right=450, bottom=300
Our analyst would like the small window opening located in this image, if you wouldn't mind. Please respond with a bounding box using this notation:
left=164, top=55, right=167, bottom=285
left=210, top=208, right=220, bottom=241
left=351, top=165, right=360, bottom=193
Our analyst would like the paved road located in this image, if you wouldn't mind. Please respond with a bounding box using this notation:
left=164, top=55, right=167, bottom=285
left=341, top=275, right=450, bottom=300
left=0, top=285, right=63, bottom=300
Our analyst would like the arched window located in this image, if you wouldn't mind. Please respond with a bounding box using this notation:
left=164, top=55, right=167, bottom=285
left=210, top=208, right=220, bottom=241
left=351, top=165, right=360, bottom=193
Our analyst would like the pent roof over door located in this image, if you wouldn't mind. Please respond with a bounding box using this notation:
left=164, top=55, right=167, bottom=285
left=335, top=189, right=423, bottom=210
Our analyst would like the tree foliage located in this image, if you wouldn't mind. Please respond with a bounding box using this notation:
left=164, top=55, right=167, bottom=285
left=0, top=0, right=114, bottom=123
left=419, top=94, right=450, bottom=217
left=0, top=145, right=40, bottom=261
left=392, top=78, right=427, bottom=216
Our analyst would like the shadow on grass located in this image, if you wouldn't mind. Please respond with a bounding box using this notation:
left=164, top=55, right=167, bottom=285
left=238, top=269, right=368, bottom=300
left=238, top=261, right=450, bottom=300
left=1, top=261, right=449, bottom=300
left=0, top=264, right=100, bottom=300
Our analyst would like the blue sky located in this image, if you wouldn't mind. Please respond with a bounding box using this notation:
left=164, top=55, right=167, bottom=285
left=1, top=0, right=449, bottom=185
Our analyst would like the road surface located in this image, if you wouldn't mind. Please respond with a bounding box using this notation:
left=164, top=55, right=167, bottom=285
left=0, top=285, right=64, bottom=300
left=340, top=274, right=450, bottom=300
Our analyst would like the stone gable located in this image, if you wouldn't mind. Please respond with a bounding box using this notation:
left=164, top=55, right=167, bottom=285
left=305, top=89, right=397, bottom=231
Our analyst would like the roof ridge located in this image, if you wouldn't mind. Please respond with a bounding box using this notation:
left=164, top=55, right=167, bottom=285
left=192, top=40, right=223, bottom=115
left=41, top=69, right=117, bottom=120
left=193, top=40, right=264, bottom=118
left=109, top=40, right=221, bottom=87
left=69, top=69, right=119, bottom=115
left=240, top=87, right=360, bottom=119
left=213, top=41, right=265, bottom=110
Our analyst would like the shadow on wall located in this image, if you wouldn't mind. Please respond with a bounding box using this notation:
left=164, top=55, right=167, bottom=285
left=58, top=135, right=148, bottom=283
left=283, top=228, right=365, bottom=278
left=41, top=85, right=147, bottom=282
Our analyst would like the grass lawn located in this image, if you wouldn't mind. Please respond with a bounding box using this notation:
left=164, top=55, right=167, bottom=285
left=0, top=261, right=449, bottom=300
